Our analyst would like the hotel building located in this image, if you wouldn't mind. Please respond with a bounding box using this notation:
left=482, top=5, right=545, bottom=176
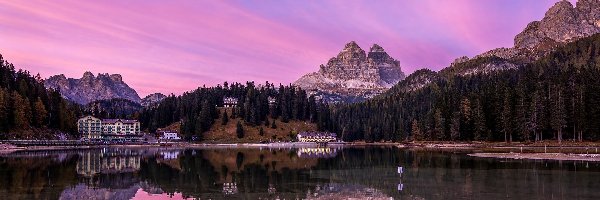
left=77, top=115, right=142, bottom=141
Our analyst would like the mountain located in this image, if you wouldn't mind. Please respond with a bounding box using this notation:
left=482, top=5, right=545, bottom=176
left=141, top=93, right=167, bottom=107
left=324, top=0, right=600, bottom=142
left=45, top=71, right=141, bottom=105
left=294, top=41, right=405, bottom=103
left=448, top=0, right=600, bottom=76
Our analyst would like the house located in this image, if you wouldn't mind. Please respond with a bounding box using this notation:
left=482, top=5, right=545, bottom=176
left=223, top=97, right=238, bottom=108
left=77, top=115, right=142, bottom=142
left=297, top=132, right=337, bottom=143
left=158, top=130, right=181, bottom=140
left=268, top=96, right=277, bottom=106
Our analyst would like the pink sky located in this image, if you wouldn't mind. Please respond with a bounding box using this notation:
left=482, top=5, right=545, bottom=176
left=0, top=0, right=570, bottom=96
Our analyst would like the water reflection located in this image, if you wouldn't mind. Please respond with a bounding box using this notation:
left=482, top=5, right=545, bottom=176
left=297, top=147, right=339, bottom=158
left=76, top=148, right=142, bottom=177
left=1, top=147, right=600, bottom=199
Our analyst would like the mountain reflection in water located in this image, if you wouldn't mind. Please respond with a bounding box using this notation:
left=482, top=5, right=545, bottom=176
left=1, top=146, right=600, bottom=199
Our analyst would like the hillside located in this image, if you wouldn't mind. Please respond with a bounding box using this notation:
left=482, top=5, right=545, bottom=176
left=326, top=33, right=600, bottom=143
left=202, top=108, right=316, bottom=143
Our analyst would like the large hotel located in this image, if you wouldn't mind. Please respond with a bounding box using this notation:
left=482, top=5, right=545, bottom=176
left=77, top=115, right=142, bottom=141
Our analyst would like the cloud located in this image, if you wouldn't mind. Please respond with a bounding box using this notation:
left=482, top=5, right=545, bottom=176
left=0, top=0, right=562, bottom=96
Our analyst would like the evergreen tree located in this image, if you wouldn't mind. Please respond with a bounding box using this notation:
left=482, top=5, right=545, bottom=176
left=12, top=91, right=30, bottom=129
left=259, top=127, right=264, bottom=136
left=0, top=88, right=8, bottom=132
left=500, top=90, right=513, bottom=143
left=551, top=88, right=567, bottom=143
left=221, top=110, right=229, bottom=125
left=472, top=101, right=487, bottom=141
left=411, top=119, right=422, bottom=141
left=33, top=97, right=47, bottom=127
left=433, top=109, right=444, bottom=141
left=236, top=121, right=244, bottom=138
left=271, top=120, right=277, bottom=129
left=450, top=111, right=460, bottom=141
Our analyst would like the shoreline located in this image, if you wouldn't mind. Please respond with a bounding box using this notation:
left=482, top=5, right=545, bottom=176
left=4, top=140, right=600, bottom=155
left=469, top=152, right=600, bottom=162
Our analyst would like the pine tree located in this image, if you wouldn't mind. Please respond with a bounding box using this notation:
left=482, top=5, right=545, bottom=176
left=221, top=110, right=229, bottom=125
left=271, top=119, right=277, bottom=129
left=236, top=121, right=244, bottom=138
left=472, top=101, right=487, bottom=141
left=0, top=88, right=8, bottom=132
left=12, top=91, right=30, bottom=129
left=259, top=127, right=264, bottom=136
left=433, top=109, right=444, bottom=140
left=33, top=97, right=47, bottom=127
left=527, top=91, right=542, bottom=142
left=450, top=111, right=460, bottom=141
left=551, top=88, right=567, bottom=143
left=515, top=87, right=528, bottom=141
left=500, top=91, right=513, bottom=143
left=411, top=119, right=422, bottom=141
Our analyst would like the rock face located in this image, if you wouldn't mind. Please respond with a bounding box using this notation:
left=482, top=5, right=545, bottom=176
left=294, top=41, right=405, bottom=102
left=515, top=0, right=600, bottom=50
left=45, top=72, right=141, bottom=105
left=450, top=0, right=600, bottom=75
left=141, top=93, right=167, bottom=107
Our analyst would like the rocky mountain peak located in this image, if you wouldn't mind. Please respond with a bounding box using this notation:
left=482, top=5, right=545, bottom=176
left=44, top=71, right=141, bottom=105
left=343, top=41, right=361, bottom=51
left=546, top=0, right=574, bottom=17
left=369, top=44, right=385, bottom=52
left=448, top=0, right=600, bottom=77
left=515, top=0, right=600, bottom=50
left=295, top=41, right=405, bottom=103
left=141, top=93, right=167, bottom=107
left=109, top=74, right=122, bottom=82
left=81, top=71, right=95, bottom=82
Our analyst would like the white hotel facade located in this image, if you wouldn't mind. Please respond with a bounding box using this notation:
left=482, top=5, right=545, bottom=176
left=77, top=115, right=142, bottom=141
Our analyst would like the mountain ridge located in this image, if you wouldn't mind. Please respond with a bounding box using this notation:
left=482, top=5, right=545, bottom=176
left=44, top=71, right=141, bottom=105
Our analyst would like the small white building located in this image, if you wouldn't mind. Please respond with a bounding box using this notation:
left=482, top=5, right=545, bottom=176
left=159, top=131, right=181, bottom=140
left=297, top=132, right=337, bottom=143
left=223, top=97, right=238, bottom=108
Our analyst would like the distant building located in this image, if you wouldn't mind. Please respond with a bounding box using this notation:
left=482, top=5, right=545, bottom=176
left=77, top=115, right=142, bottom=141
left=78, top=116, right=102, bottom=140
left=223, top=97, right=238, bottom=108
left=158, top=130, right=181, bottom=140
left=297, top=132, right=337, bottom=143
left=268, top=96, right=277, bottom=106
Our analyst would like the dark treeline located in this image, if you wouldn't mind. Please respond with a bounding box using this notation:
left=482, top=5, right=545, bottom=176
left=138, top=82, right=330, bottom=140
left=0, top=54, right=81, bottom=139
left=327, top=34, right=600, bottom=143
left=84, top=98, right=142, bottom=119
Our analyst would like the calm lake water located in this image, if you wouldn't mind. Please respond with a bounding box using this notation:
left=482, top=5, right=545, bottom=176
left=1, top=146, right=600, bottom=200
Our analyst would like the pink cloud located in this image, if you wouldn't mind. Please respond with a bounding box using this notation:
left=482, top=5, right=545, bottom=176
left=0, top=0, right=564, bottom=96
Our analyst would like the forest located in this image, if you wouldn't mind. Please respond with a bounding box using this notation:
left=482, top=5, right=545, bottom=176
left=137, top=81, right=330, bottom=140
left=0, top=54, right=81, bottom=139
left=326, top=34, right=600, bottom=143
left=3, top=34, right=600, bottom=143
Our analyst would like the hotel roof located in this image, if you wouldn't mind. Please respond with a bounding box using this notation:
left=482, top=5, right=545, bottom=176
left=101, top=119, right=139, bottom=124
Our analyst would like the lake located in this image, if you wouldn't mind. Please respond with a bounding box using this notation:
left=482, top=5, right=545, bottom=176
left=1, top=146, right=599, bottom=200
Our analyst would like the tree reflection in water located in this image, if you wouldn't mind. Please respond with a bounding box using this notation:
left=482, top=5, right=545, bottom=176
left=1, top=147, right=600, bottom=199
